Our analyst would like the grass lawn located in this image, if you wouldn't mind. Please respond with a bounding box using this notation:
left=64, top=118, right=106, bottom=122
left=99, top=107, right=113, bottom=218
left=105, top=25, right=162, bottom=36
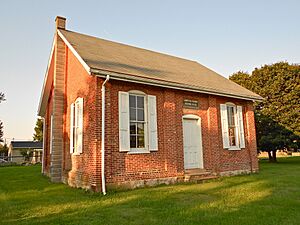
left=1, top=158, right=300, bottom=225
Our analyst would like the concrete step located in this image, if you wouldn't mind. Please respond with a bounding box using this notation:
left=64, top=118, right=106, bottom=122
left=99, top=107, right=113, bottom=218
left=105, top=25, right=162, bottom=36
left=184, top=169, right=218, bottom=182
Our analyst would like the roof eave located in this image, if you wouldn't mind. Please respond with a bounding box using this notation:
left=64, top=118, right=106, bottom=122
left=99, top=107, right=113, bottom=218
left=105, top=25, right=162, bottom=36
left=90, top=68, right=264, bottom=102
left=37, top=36, right=56, bottom=117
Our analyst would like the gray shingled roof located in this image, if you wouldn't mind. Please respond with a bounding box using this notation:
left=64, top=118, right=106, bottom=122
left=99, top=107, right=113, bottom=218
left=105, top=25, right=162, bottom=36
left=60, top=29, right=262, bottom=101
left=10, top=141, right=43, bottom=149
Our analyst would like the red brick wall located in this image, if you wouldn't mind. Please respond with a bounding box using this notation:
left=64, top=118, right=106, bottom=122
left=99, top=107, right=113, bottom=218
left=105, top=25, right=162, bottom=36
left=63, top=47, right=99, bottom=189
left=43, top=42, right=258, bottom=191
left=216, top=97, right=257, bottom=173
left=43, top=48, right=55, bottom=176
left=43, top=44, right=100, bottom=189
left=43, top=86, right=53, bottom=175
left=105, top=82, right=181, bottom=184
left=103, top=80, right=258, bottom=186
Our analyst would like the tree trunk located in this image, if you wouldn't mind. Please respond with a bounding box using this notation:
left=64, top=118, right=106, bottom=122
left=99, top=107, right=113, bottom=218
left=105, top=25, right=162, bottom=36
left=268, top=150, right=277, bottom=163
left=272, top=150, right=277, bottom=162
left=267, top=151, right=272, bottom=161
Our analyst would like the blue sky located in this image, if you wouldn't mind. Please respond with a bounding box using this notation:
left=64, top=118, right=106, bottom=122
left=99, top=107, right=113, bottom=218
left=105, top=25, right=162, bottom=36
left=0, top=0, right=299, bottom=142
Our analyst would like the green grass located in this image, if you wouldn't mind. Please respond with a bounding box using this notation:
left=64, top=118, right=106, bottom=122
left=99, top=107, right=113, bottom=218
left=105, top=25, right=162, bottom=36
left=1, top=158, right=300, bottom=225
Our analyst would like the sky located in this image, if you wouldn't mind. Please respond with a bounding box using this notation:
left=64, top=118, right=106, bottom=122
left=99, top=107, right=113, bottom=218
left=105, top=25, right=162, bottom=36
left=0, top=0, right=299, bottom=142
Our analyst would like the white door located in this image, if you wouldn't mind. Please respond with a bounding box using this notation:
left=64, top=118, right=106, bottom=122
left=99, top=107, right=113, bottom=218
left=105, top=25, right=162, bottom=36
left=183, top=117, right=203, bottom=169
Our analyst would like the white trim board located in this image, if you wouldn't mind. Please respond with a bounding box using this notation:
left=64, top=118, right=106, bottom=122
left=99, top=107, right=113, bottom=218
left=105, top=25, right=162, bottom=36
left=93, top=71, right=262, bottom=102
left=37, top=36, right=56, bottom=116
left=57, top=30, right=91, bottom=75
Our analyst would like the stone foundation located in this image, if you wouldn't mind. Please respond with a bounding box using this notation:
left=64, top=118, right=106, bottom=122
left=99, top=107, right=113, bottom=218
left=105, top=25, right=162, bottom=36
left=107, top=177, right=178, bottom=190
left=65, top=170, right=90, bottom=190
left=219, top=169, right=252, bottom=177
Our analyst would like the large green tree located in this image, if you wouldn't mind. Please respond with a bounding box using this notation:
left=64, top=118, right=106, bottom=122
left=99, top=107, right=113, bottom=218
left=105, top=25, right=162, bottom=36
left=230, top=62, right=300, bottom=162
left=33, top=118, right=43, bottom=142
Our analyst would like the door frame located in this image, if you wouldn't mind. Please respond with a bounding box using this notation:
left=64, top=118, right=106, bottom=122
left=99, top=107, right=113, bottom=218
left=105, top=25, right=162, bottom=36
left=182, top=114, right=204, bottom=170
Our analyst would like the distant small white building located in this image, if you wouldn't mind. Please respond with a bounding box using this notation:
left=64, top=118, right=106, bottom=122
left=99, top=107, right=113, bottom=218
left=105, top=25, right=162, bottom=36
left=8, top=141, right=43, bottom=164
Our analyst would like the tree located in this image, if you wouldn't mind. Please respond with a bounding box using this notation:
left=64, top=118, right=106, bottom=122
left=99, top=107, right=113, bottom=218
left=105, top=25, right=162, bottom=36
left=0, top=92, right=5, bottom=103
left=230, top=62, right=300, bottom=162
left=33, top=118, right=43, bottom=141
left=20, top=149, right=33, bottom=162
left=0, top=143, right=9, bottom=157
left=255, top=112, right=299, bottom=162
left=230, top=71, right=253, bottom=90
left=0, top=92, right=5, bottom=143
left=0, top=121, right=3, bottom=143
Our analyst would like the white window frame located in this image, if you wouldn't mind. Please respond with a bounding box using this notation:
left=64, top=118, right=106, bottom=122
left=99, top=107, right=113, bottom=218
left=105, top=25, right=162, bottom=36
left=119, top=90, right=158, bottom=154
left=220, top=102, right=246, bottom=151
left=128, top=91, right=149, bottom=154
left=226, top=103, right=240, bottom=150
left=70, top=98, right=83, bottom=155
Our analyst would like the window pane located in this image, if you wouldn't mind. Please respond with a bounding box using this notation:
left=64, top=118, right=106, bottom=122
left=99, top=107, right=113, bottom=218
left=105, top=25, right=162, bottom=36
left=137, top=136, right=145, bottom=148
left=229, top=127, right=236, bottom=146
left=137, top=109, right=144, bottom=121
left=227, top=106, right=235, bottom=126
left=130, top=108, right=136, bottom=121
left=137, top=123, right=144, bottom=135
left=137, top=96, right=144, bottom=108
left=130, top=123, right=136, bottom=135
left=129, top=95, right=136, bottom=108
left=130, top=135, right=136, bottom=148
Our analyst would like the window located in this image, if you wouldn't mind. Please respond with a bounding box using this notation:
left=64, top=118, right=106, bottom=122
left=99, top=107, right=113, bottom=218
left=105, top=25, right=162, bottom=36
left=227, top=105, right=237, bottom=147
left=70, top=98, right=83, bottom=154
left=220, top=103, right=245, bottom=150
left=129, top=94, right=146, bottom=149
left=119, top=91, right=158, bottom=153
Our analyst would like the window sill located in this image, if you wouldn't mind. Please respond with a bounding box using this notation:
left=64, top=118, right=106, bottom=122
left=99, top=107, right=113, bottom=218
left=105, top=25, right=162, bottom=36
left=127, top=149, right=151, bottom=154
left=71, top=153, right=81, bottom=156
left=228, top=147, right=241, bottom=151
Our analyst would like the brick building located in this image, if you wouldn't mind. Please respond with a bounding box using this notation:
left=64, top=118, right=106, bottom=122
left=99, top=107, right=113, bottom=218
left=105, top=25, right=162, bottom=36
left=38, top=17, right=263, bottom=193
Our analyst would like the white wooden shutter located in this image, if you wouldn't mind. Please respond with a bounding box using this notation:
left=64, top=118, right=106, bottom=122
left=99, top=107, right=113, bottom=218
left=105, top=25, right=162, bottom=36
left=119, top=91, right=130, bottom=152
left=70, top=103, right=74, bottom=154
left=148, top=95, right=158, bottom=151
left=220, top=104, right=230, bottom=148
left=237, top=105, right=245, bottom=148
left=77, top=98, right=84, bottom=154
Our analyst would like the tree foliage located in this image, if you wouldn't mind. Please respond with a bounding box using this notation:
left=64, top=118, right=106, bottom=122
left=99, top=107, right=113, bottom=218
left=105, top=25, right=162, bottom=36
left=33, top=118, right=43, bottom=142
left=0, top=92, right=5, bottom=103
left=0, top=143, right=9, bottom=156
left=20, top=149, right=33, bottom=162
left=0, top=121, right=3, bottom=143
left=229, top=71, right=253, bottom=90
left=0, top=92, right=5, bottom=143
left=230, top=62, right=300, bottom=162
